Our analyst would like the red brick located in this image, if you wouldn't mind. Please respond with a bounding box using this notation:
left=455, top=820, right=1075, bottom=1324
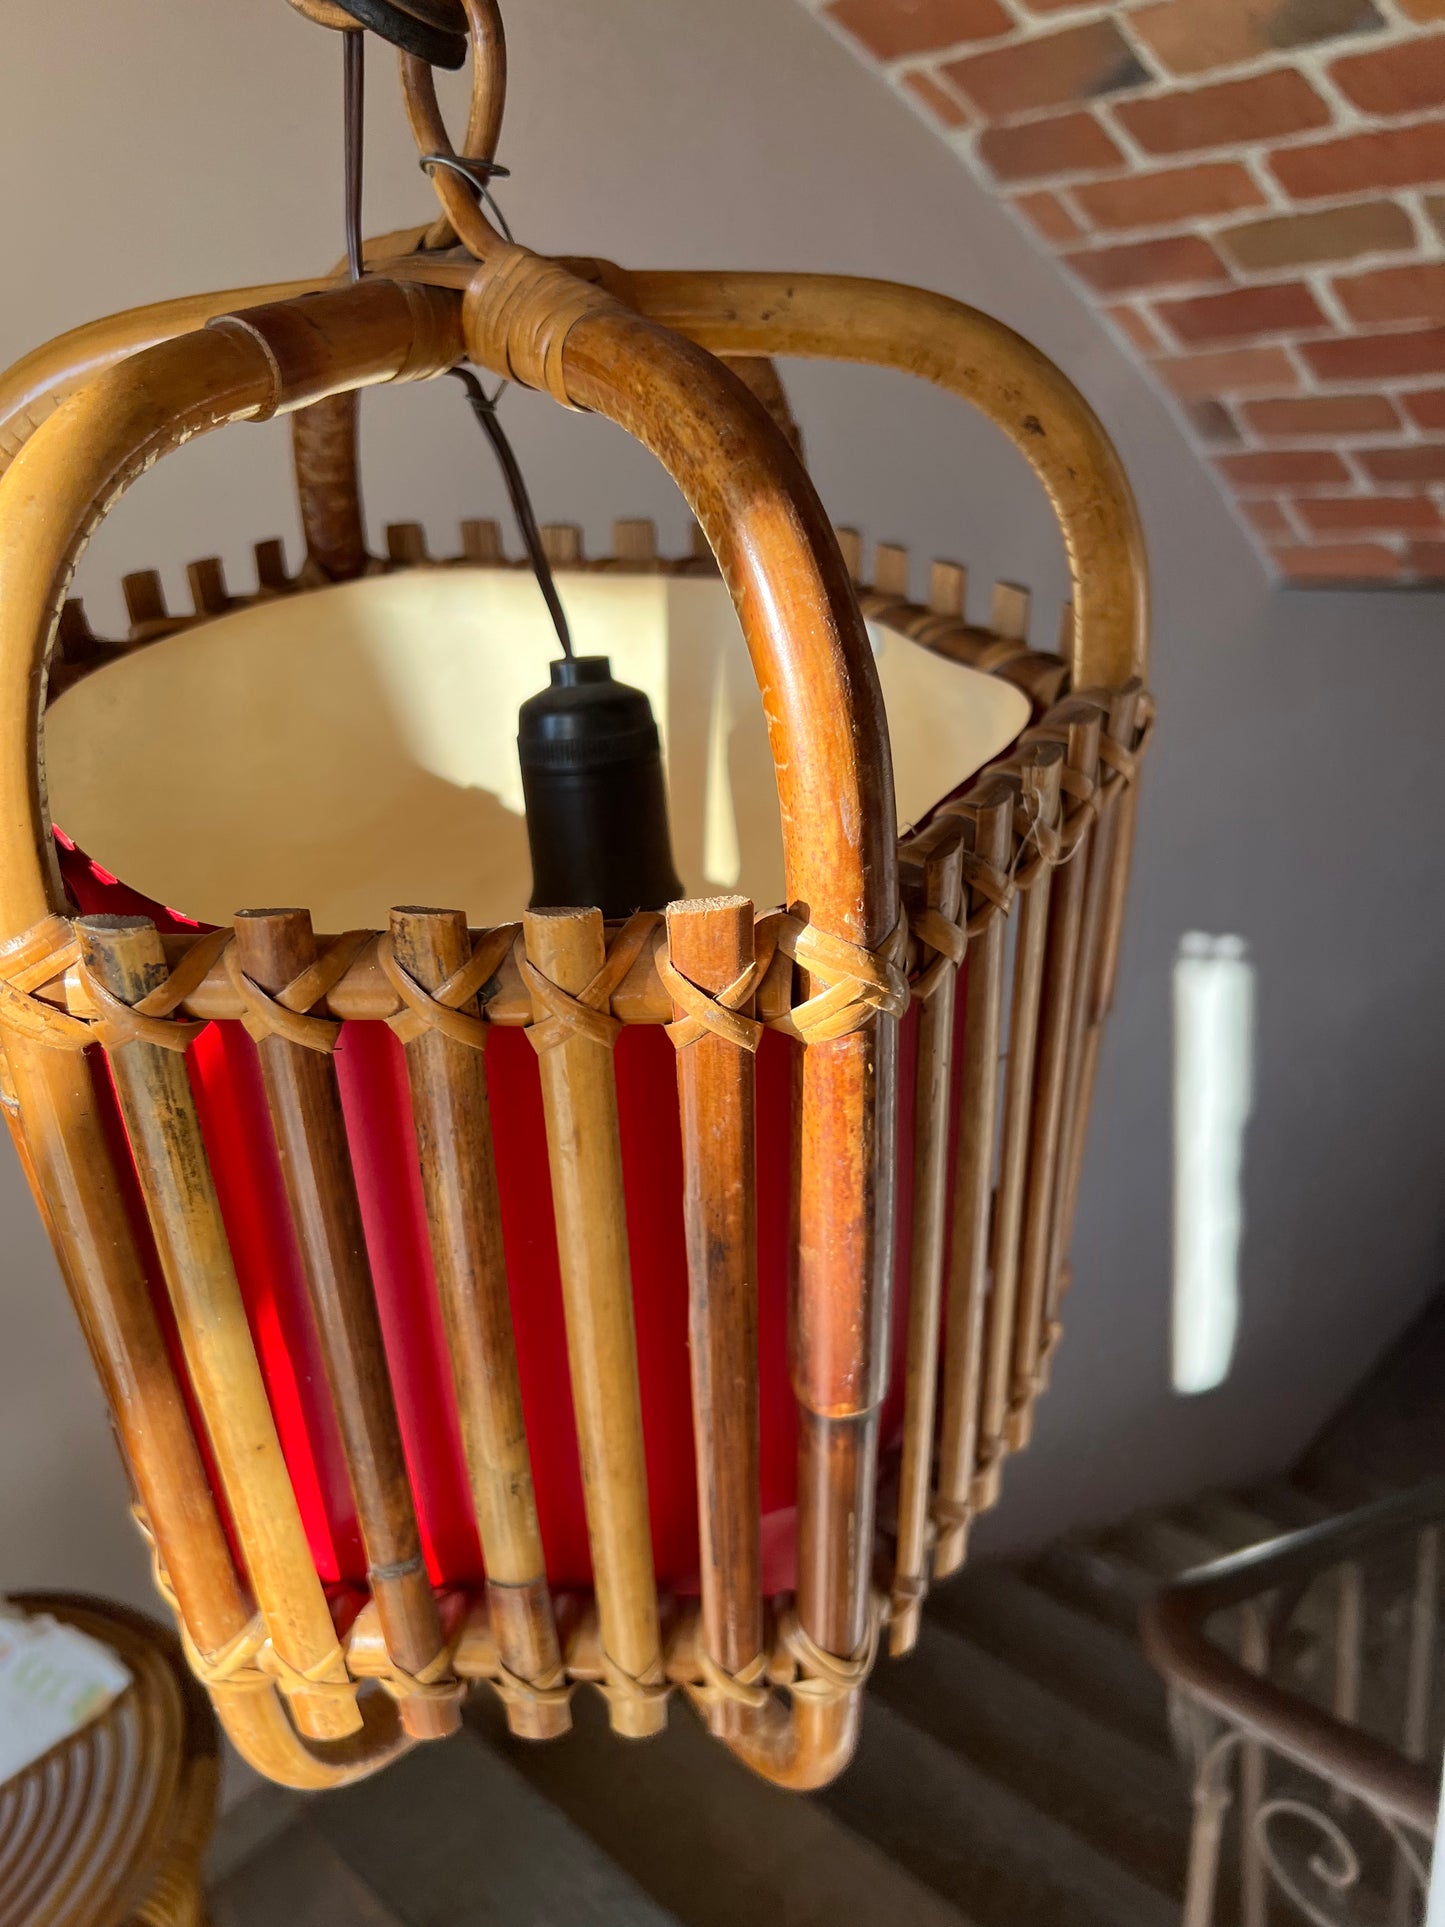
left=1108, top=303, right=1165, bottom=353
left=1217, top=450, right=1353, bottom=489
left=1240, top=499, right=1295, bottom=539
left=1217, top=200, right=1415, bottom=274
left=1134, top=0, right=1387, bottom=79
left=1242, top=394, right=1401, bottom=437
left=1332, top=262, right=1445, bottom=326
left=826, top=0, right=1012, bottom=61
left=977, top=112, right=1124, bottom=183
left=1295, top=495, right=1443, bottom=532
left=1270, top=543, right=1402, bottom=580
left=1405, top=539, right=1445, bottom=574
left=1330, top=32, right=1445, bottom=115
left=1270, top=122, right=1445, bottom=200
left=1400, top=0, right=1445, bottom=19
left=1115, top=71, right=1331, bottom=156
left=903, top=69, right=971, bottom=128
left=1355, top=443, right=1445, bottom=482
left=1064, top=234, right=1230, bottom=295
left=1402, top=388, right=1445, bottom=429
left=1301, top=326, right=1445, bottom=381
left=1428, top=194, right=1445, bottom=243
left=1155, top=345, right=1300, bottom=396
left=1014, top=190, right=1085, bottom=244
left=1155, top=281, right=1327, bottom=347
left=942, top=20, right=1149, bottom=118
left=1071, top=163, right=1265, bottom=231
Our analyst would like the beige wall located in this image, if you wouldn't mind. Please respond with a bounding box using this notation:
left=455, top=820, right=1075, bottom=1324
left=2, top=0, right=1443, bottom=1650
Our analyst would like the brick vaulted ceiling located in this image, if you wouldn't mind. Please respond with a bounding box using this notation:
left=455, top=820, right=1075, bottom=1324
left=800, top=0, right=1445, bottom=587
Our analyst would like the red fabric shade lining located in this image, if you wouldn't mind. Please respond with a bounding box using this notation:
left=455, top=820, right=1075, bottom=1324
left=54, top=832, right=934, bottom=1598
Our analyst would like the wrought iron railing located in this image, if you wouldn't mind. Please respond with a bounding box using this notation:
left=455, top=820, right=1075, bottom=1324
left=1142, top=1482, right=1445, bottom=1926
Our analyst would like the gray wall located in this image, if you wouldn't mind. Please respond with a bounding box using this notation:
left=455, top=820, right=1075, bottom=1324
left=2, top=0, right=1442, bottom=1628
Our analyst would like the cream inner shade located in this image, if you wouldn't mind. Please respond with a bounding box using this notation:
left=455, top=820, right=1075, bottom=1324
left=47, top=568, right=1031, bottom=931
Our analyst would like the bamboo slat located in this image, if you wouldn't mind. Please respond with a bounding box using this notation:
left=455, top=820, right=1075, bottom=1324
left=1048, top=683, right=1145, bottom=1319
left=931, top=779, right=1014, bottom=1579
left=1007, top=702, right=1101, bottom=1452
left=973, top=747, right=1063, bottom=1516
left=664, top=896, right=762, bottom=1739
left=0, top=1026, right=251, bottom=1689
left=75, top=915, right=360, bottom=1741
left=522, top=907, right=666, bottom=1739
left=229, top=909, right=455, bottom=1741
left=891, top=828, right=965, bottom=1654
left=387, top=906, right=567, bottom=1740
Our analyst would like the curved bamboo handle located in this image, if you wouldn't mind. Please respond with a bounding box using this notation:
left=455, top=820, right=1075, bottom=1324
left=613, top=271, right=1148, bottom=692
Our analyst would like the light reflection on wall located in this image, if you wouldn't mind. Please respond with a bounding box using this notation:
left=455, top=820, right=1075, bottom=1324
left=1173, top=933, right=1255, bottom=1397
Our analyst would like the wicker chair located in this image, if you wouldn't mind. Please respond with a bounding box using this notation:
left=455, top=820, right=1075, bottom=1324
left=0, top=0, right=1150, bottom=1794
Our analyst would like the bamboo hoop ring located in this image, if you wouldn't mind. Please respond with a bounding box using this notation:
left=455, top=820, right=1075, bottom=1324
left=286, top=0, right=468, bottom=67
left=402, top=0, right=509, bottom=259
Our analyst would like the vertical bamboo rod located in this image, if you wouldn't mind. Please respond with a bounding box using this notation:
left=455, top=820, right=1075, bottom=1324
left=0, top=1024, right=254, bottom=1676
left=291, top=393, right=368, bottom=582
left=230, top=909, right=455, bottom=1742
left=931, top=781, right=1013, bottom=1578
left=890, top=832, right=964, bottom=1654
left=793, top=1016, right=899, bottom=1664
left=1049, top=684, right=1144, bottom=1304
left=523, top=907, right=665, bottom=1739
left=664, top=896, right=762, bottom=1739
left=75, top=915, right=360, bottom=1740
left=388, top=907, right=567, bottom=1741
left=973, top=746, right=1063, bottom=1518
left=1008, top=704, right=1100, bottom=1451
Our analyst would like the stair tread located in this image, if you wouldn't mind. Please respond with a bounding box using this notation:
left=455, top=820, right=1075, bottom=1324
left=926, top=1564, right=1172, bottom=1751
left=873, top=1619, right=1191, bottom=1889
left=1176, top=1493, right=1295, bottom=1553
left=309, top=1724, right=683, bottom=1927
left=823, top=1697, right=1182, bottom=1927
left=472, top=1687, right=978, bottom=1927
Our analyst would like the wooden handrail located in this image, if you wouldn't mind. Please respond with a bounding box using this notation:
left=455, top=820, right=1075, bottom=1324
left=1140, top=1481, right=1445, bottom=1835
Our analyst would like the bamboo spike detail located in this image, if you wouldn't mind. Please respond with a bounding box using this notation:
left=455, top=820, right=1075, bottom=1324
left=74, top=914, right=362, bottom=1741
left=122, top=569, right=173, bottom=640
left=612, top=518, right=657, bottom=563
left=385, top=522, right=430, bottom=567
left=186, top=556, right=231, bottom=618
left=873, top=542, right=909, bottom=598
left=929, top=559, right=966, bottom=619
left=833, top=527, right=863, bottom=582
left=990, top=580, right=1031, bottom=643
left=540, top=523, right=582, bottom=567
left=253, top=538, right=291, bottom=594
left=460, top=517, right=504, bottom=563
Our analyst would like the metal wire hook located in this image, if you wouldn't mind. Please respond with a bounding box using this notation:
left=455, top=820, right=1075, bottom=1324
left=418, top=153, right=515, bottom=243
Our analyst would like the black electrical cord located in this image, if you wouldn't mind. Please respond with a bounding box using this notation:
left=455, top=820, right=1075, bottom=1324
left=451, top=369, right=574, bottom=660
left=342, top=29, right=366, bottom=283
